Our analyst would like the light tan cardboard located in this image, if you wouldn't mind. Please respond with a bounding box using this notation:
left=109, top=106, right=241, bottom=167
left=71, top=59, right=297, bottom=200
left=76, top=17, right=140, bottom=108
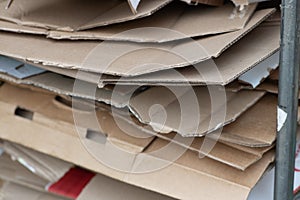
left=0, top=71, right=131, bottom=108
left=129, top=86, right=265, bottom=136
left=98, top=20, right=280, bottom=86
left=41, top=3, right=257, bottom=43
left=0, top=0, right=172, bottom=31
left=0, top=2, right=257, bottom=42
left=0, top=8, right=274, bottom=77
left=0, top=182, right=69, bottom=200
left=0, top=83, right=155, bottom=154
left=0, top=104, right=275, bottom=200
left=0, top=82, right=270, bottom=170
left=2, top=141, right=72, bottom=183
left=211, top=94, right=277, bottom=147
left=126, top=139, right=275, bottom=200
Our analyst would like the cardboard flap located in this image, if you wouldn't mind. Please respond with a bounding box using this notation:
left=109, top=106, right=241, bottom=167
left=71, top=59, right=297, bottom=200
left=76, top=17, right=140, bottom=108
left=0, top=83, right=155, bottom=154
left=212, top=94, right=277, bottom=147
left=128, top=138, right=275, bottom=200
left=0, top=71, right=130, bottom=108
left=46, top=3, right=256, bottom=42
left=0, top=0, right=172, bottom=31
left=0, top=8, right=274, bottom=77
left=129, top=86, right=265, bottom=136
left=0, top=2, right=257, bottom=42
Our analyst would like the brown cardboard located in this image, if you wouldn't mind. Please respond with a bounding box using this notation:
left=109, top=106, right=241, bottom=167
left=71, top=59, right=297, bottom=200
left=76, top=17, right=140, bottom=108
left=211, top=94, right=277, bottom=147
left=129, top=86, right=265, bottom=136
left=0, top=82, right=270, bottom=170
left=0, top=0, right=172, bottom=31
left=0, top=8, right=275, bottom=77
left=98, top=20, right=280, bottom=86
left=0, top=71, right=131, bottom=108
left=2, top=141, right=72, bottom=183
left=127, top=139, right=275, bottom=200
left=0, top=182, right=68, bottom=200
left=0, top=83, right=155, bottom=154
left=0, top=104, right=275, bottom=200
left=14, top=3, right=257, bottom=43
left=0, top=2, right=258, bottom=42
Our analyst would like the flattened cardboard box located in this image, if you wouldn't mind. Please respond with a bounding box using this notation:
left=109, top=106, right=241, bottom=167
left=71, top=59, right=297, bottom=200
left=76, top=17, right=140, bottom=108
left=0, top=0, right=172, bottom=31
left=0, top=69, right=131, bottom=108
left=98, top=20, right=280, bottom=86
left=0, top=116, right=275, bottom=200
left=0, top=9, right=274, bottom=77
left=0, top=83, right=271, bottom=170
left=211, top=94, right=277, bottom=147
left=129, top=86, right=265, bottom=136
left=1, top=142, right=176, bottom=200
left=0, top=83, right=155, bottom=154
left=0, top=2, right=257, bottom=43
left=181, top=0, right=224, bottom=6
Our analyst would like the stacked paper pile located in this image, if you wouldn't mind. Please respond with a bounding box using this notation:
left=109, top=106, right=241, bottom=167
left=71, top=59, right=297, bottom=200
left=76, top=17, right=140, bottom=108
left=0, top=0, right=285, bottom=199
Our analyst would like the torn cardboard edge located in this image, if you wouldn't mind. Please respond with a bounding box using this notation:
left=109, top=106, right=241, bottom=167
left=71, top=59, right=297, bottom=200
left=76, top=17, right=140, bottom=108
left=97, top=26, right=279, bottom=87
left=0, top=0, right=173, bottom=31
left=0, top=8, right=275, bottom=77
left=210, top=94, right=278, bottom=147
left=0, top=82, right=272, bottom=170
left=129, top=86, right=266, bottom=137
left=238, top=50, right=279, bottom=88
left=0, top=3, right=257, bottom=43
left=0, top=101, right=276, bottom=200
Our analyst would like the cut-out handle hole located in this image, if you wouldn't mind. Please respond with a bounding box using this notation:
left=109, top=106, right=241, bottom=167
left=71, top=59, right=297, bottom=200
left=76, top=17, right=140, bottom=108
left=86, top=129, right=107, bottom=144
left=14, top=107, right=34, bottom=120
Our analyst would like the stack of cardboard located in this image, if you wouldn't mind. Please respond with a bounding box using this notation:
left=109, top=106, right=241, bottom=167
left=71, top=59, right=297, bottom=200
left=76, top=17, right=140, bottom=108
left=0, top=0, right=285, bottom=199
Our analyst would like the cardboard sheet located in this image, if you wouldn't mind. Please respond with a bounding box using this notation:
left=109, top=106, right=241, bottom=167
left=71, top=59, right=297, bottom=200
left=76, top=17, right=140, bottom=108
left=129, top=86, right=265, bottom=136
left=0, top=82, right=270, bottom=170
left=0, top=3, right=256, bottom=43
left=211, top=94, right=277, bottom=147
left=0, top=71, right=131, bottom=108
left=0, top=104, right=275, bottom=200
left=0, top=84, right=156, bottom=154
left=0, top=0, right=172, bottom=31
left=98, top=22, right=280, bottom=86
left=0, top=8, right=275, bottom=77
